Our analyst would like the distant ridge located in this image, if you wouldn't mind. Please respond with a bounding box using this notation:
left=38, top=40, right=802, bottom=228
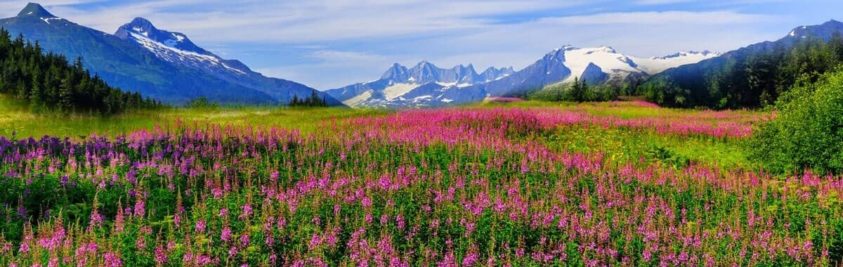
left=325, top=61, right=514, bottom=107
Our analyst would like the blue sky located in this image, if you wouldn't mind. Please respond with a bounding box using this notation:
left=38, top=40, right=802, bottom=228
left=1, top=0, right=841, bottom=89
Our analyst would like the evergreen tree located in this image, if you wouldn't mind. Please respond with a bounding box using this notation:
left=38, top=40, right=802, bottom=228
left=569, top=77, right=587, bottom=102
left=59, top=72, right=73, bottom=112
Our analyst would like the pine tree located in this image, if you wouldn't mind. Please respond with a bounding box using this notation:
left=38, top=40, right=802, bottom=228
left=29, top=69, right=42, bottom=105
left=569, top=77, right=587, bottom=102
left=59, top=72, right=73, bottom=112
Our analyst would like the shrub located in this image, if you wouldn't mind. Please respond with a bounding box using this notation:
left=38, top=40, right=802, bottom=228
left=750, top=69, right=843, bottom=174
left=186, top=96, right=218, bottom=109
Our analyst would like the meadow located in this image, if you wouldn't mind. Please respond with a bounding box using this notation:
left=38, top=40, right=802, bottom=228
left=2, top=98, right=841, bottom=266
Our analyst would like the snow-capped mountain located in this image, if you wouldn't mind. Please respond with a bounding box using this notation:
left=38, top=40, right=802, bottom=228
left=112, top=17, right=340, bottom=105
left=528, top=46, right=718, bottom=86
left=0, top=3, right=340, bottom=105
left=326, top=62, right=513, bottom=107
left=466, top=46, right=719, bottom=103
left=332, top=46, right=716, bottom=108
left=115, top=18, right=251, bottom=77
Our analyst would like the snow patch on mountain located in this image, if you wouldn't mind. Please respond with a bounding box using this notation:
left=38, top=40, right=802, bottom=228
left=560, top=46, right=639, bottom=83
left=635, top=51, right=719, bottom=74
left=40, top=17, right=62, bottom=24
left=343, top=90, right=374, bottom=107
left=129, top=32, right=246, bottom=75
left=383, top=83, right=418, bottom=100
left=551, top=46, right=718, bottom=83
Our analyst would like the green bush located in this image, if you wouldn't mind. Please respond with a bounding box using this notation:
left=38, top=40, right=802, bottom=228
left=750, top=69, right=843, bottom=174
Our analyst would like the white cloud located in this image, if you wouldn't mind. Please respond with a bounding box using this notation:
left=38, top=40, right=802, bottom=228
left=13, top=0, right=590, bottom=42
left=538, top=11, right=771, bottom=25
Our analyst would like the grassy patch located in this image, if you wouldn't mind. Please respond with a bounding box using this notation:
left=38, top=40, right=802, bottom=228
left=540, top=125, right=753, bottom=171
left=0, top=95, right=386, bottom=138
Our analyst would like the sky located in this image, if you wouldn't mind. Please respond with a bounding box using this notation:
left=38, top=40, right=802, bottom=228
left=0, top=0, right=841, bottom=89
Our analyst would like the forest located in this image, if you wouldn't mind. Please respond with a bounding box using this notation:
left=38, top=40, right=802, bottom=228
left=639, top=34, right=843, bottom=109
left=0, top=29, right=161, bottom=114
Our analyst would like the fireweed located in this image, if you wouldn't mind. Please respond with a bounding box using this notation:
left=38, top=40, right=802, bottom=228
left=0, top=108, right=839, bottom=266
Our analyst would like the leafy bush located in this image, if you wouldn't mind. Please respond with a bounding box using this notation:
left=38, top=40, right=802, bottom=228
left=750, top=69, right=843, bottom=174
left=646, top=145, right=690, bottom=169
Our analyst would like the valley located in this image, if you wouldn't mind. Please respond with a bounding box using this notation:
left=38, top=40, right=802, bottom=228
left=0, top=2, right=842, bottom=266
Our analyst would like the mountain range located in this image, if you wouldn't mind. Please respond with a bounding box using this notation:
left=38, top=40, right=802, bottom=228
left=325, top=62, right=515, bottom=107
left=0, top=3, right=341, bottom=105
left=327, top=47, right=717, bottom=107
left=3, top=3, right=840, bottom=110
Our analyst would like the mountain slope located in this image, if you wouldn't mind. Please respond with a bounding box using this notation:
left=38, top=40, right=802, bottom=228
left=641, top=20, right=843, bottom=108
left=114, top=17, right=341, bottom=105
left=0, top=3, right=340, bottom=106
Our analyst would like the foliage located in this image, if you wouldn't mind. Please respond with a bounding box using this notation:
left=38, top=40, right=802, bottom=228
left=529, top=78, right=620, bottom=102
left=185, top=97, right=219, bottom=109
left=641, top=34, right=843, bottom=109
left=0, top=28, right=161, bottom=114
left=750, top=69, right=843, bottom=174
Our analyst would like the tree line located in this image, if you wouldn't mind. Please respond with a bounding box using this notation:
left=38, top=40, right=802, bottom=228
left=0, top=28, right=161, bottom=114
left=288, top=90, right=329, bottom=107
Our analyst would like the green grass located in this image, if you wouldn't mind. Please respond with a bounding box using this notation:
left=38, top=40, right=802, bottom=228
left=479, top=99, right=760, bottom=119
left=540, top=125, right=753, bottom=171
left=0, top=95, right=386, bottom=138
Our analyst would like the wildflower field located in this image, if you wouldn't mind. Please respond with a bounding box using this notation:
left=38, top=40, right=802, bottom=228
left=1, top=100, right=842, bottom=266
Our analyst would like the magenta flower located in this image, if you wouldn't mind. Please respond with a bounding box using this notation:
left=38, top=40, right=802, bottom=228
left=103, top=252, right=123, bottom=267
left=154, top=246, right=168, bottom=265
left=195, top=220, right=207, bottom=233
left=221, top=227, right=232, bottom=242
